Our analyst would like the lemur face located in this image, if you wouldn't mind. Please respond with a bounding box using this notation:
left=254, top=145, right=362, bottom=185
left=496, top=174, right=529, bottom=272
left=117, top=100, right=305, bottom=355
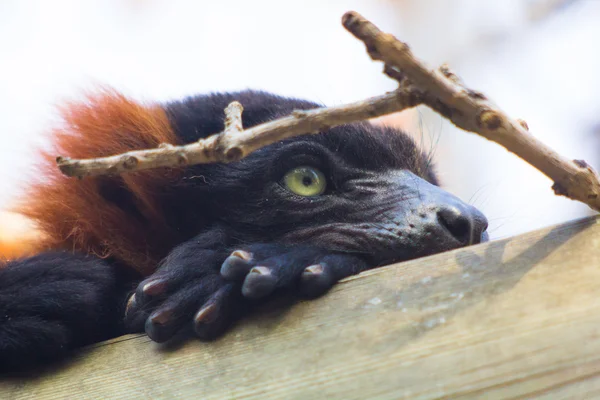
left=198, top=120, right=488, bottom=267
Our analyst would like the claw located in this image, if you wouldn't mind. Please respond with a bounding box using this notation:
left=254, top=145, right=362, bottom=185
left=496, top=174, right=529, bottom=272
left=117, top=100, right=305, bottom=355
left=125, top=293, right=136, bottom=315
left=299, top=263, right=332, bottom=299
left=303, top=264, right=324, bottom=276
left=142, top=279, right=167, bottom=296
left=249, top=266, right=271, bottom=276
left=149, top=307, right=173, bottom=326
left=145, top=307, right=178, bottom=343
left=193, top=285, right=236, bottom=339
left=232, top=250, right=252, bottom=261
left=242, top=266, right=276, bottom=299
left=221, top=250, right=254, bottom=280
left=194, top=303, right=218, bottom=325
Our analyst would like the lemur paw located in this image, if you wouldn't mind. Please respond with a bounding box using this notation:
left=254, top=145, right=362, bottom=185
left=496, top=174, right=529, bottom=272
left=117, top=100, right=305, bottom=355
left=124, top=269, right=244, bottom=342
left=220, top=244, right=368, bottom=299
left=125, top=244, right=368, bottom=343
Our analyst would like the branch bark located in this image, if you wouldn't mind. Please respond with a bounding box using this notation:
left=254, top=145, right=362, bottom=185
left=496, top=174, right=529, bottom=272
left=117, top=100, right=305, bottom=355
left=342, top=10, right=600, bottom=211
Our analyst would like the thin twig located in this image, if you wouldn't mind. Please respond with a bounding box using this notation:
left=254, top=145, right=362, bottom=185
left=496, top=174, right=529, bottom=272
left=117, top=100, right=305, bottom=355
left=223, top=101, right=244, bottom=135
left=342, top=10, right=600, bottom=211
left=56, top=90, right=417, bottom=178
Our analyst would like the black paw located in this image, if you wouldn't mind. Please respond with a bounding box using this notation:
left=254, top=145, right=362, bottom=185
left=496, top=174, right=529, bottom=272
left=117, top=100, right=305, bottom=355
left=124, top=249, right=245, bottom=343
left=220, top=244, right=368, bottom=299
left=125, top=240, right=369, bottom=344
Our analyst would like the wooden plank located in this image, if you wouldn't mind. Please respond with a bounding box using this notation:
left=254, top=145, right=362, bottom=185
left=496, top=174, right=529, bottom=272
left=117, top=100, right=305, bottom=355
left=2, top=216, right=600, bottom=399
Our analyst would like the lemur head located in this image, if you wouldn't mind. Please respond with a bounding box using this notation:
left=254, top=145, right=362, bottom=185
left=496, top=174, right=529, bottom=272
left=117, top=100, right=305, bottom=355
left=173, top=92, right=488, bottom=268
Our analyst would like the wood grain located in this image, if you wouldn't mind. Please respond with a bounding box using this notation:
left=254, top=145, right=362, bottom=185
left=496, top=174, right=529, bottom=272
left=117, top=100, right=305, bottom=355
left=2, top=216, right=600, bottom=399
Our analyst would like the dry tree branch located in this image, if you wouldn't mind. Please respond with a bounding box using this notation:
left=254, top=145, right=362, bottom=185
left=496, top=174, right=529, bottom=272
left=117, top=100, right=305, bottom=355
left=56, top=11, right=600, bottom=213
left=223, top=101, right=244, bottom=135
left=342, top=11, right=600, bottom=212
left=56, top=91, right=416, bottom=178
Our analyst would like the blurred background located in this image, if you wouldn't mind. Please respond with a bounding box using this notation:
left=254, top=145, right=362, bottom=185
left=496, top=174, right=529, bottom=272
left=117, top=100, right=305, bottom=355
left=0, top=0, right=599, bottom=239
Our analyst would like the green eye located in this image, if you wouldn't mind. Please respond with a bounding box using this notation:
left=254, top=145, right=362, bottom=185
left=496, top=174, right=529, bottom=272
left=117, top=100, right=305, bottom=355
left=283, top=166, right=326, bottom=197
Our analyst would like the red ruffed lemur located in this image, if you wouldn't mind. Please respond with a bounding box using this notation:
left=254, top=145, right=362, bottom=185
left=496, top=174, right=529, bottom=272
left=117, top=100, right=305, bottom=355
left=0, top=89, right=488, bottom=371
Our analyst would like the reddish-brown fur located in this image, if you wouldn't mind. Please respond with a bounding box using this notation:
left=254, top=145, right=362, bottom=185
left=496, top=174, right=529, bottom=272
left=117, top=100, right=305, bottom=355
left=9, top=89, right=183, bottom=275
left=0, top=212, right=41, bottom=261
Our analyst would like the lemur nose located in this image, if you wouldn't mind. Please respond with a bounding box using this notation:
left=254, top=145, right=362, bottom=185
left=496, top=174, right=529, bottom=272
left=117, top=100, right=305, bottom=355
left=436, top=205, right=488, bottom=245
left=385, top=170, right=490, bottom=260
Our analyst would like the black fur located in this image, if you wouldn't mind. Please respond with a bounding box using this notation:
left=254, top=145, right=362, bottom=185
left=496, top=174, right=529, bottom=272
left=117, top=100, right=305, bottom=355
left=0, top=252, right=136, bottom=371
left=0, top=90, right=488, bottom=371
